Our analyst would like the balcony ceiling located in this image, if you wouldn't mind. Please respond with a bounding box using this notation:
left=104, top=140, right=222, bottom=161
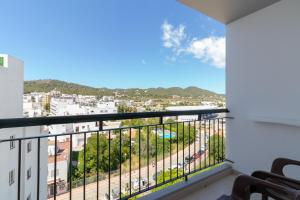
left=179, top=0, right=281, bottom=24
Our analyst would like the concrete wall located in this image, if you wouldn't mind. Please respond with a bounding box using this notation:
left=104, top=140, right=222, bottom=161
left=226, top=0, right=300, bottom=176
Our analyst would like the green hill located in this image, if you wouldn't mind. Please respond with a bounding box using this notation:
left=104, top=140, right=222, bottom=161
left=24, top=79, right=224, bottom=101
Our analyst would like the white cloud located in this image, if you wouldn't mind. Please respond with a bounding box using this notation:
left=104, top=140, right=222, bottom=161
left=161, top=21, right=225, bottom=68
left=187, top=37, right=225, bottom=68
left=141, top=59, right=147, bottom=65
left=161, top=20, right=186, bottom=53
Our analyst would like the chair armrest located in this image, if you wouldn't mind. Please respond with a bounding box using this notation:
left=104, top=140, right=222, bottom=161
left=231, top=175, right=300, bottom=200
left=252, top=170, right=300, bottom=188
left=272, top=158, right=300, bottom=176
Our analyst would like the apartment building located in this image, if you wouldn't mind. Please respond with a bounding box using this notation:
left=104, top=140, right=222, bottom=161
left=0, top=54, right=48, bottom=200
left=47, top=141, right=70, bottom=197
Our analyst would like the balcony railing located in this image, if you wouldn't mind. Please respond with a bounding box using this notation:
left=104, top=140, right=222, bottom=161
left=0, top=108, right=228, bottom=200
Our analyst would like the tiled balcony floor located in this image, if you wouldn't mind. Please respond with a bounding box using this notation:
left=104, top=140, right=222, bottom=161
left=181, top=174, right=237, bottom=200
left=181, top=173, right=265, bottom=200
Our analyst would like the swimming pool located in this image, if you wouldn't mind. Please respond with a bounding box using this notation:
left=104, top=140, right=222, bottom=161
left=158, top=131, right=176, bottom=139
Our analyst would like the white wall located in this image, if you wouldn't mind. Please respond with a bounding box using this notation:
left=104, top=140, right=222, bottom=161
left=47, top=160, right=68, bottom=184
left=0, top=55, right=48, bottom=200
left=0, top=54, right=23, bottom=118
left=23, top=127, right=48, bottom=200
left=0, top=54, right=24, bottom=200
left=226, top=0, right=300, bottom=176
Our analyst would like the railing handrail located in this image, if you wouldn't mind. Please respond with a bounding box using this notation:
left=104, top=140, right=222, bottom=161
left=0, top=108, right=228, bottom=129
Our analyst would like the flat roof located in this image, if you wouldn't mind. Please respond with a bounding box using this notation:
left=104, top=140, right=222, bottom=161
left=166, top=105, right=217, bottom=111
left=179, top=0, right=281, bottom=24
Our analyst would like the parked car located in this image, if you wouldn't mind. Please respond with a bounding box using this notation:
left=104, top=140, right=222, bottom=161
left=131, top=178, right=148, bottom=190
left=192, top=150, right=205, bottom=160
left=105, top=188, right=120, bottom=200
left=168, top=163, right=184, bottom=170
left=185, top=156, right=194, bottom=164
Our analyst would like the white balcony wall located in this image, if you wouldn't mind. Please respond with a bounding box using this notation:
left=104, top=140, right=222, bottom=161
left=226, top=0, right=300, bottom=177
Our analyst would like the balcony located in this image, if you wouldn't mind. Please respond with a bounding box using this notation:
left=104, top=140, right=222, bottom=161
left=1, top=0, right=300, bottom=199
left=0, top=108, right=229, bottom=200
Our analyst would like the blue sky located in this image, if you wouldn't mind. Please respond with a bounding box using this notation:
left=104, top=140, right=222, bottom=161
left=0, top=0, right=225, bottom=93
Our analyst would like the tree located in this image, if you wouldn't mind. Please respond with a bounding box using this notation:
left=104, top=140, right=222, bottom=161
left=118, top=105, right=137, bottom=113
left=73, top=121, right=198, bottom=181
left=76, top=133, right=130, bottom=178
left=208, top=134, right=225, bottom=162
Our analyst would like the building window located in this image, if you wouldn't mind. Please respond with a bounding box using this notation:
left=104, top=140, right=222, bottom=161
left=10, top=135, right=15, bottom=150
left=26, top=194, right=31, bottom=200
left=9, top=169, right=15, bottom=185
left=27, top=167, right=31, bottom=180
left=27, top=141, right=32, bottom=153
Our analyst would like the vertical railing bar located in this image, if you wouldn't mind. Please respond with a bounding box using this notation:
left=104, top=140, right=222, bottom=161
left=222, top=118, right=224, bottom=161
left=129, top=128, right=132, bottom=196
left=37, top=138, right=40, bottom=200
left=176, top=122, right=179, bottom=178
left=54, top=136, right=57, bottom=200
left=193, top=121, right=196, bottom=171
left=188, top=122, right=191, bottom=174
left=199, top=117, right=202, bottom=170
left=97, top=130, right=99, bottom=200
left=99, top=120, right=103, bottom=132
left=119, top=129, right=122, bottom=199
left=18, top=139, right=22, bottom=200
left=155, top=125, right=158, bottom=187
left=108, top=130, right=111, bottom=200
left=183, top=122, right=185, bottom=176
left=83, top=133, right=86, bottom=200
left=147, top=126, right=150, bottom=189
left=138, top=127, right=141, bottom=192
left=213, top=120, right=216, bottom=166
left=217, top=119, right=220, bottom=164
left=169, top=123, right=172, bottom=180
left=204, top=120, right=207, bottom=168
left=159, top=116, right=163, bottom=125
left=208, top=120, right=211, bottom=167
left=69, top=134, right=73, bottom=200
left=163, top=123, right=165, bottom=183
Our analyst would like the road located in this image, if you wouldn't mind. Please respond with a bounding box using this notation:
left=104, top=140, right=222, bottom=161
left=50, top=125, right=224, bottom=200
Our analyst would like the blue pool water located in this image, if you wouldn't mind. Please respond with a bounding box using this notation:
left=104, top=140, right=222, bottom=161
left=159, top=132, right=176, bottom=139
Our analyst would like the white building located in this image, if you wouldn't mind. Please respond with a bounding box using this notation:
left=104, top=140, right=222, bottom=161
left=0, top=54, right=47, bottom=200
left=23, top=95, right=43, bottom=117
left=96, top=102, right=118, bottom=114
left=50, top=97, right=80, bottom=116
left=47, top=141, right=70, bottom=197
left=166, top=105, right=217, bottom=121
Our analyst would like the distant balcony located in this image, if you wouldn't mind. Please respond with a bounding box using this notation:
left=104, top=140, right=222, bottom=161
left=0, top=108, right=228, bottom=200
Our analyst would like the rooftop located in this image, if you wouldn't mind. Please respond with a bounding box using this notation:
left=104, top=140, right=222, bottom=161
left=48, top=141, right=70, bottom=163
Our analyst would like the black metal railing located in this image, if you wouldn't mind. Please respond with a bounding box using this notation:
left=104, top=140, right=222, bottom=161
left=0, top=108, right=228, bottom=200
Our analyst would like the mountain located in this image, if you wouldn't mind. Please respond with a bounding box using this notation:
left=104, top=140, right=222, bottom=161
left=24, top=79, right=224, bottom=101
